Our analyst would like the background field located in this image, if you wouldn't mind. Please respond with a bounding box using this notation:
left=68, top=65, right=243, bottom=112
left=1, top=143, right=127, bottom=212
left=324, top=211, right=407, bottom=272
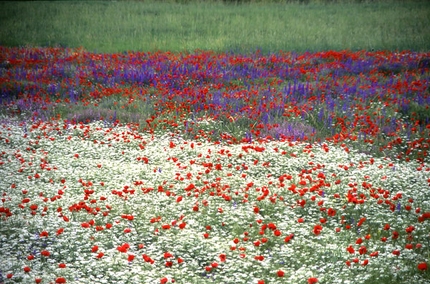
left=1, top=0, right=430, bottom=53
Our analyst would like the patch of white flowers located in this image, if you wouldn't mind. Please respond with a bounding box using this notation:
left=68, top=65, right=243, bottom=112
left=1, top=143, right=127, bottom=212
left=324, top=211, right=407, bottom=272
left=0, top=118, right=428, bottom=283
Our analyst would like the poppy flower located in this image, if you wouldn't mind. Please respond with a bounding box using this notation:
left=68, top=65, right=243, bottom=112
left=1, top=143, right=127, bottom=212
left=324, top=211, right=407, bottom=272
left=117, top=243, right=130, bottom=253
left=254, top=255, right=264, bottom=261
left=55, top=277, right=66, bottom=283
left=277, top=270, right=285, bottom=277
left=418, top=262, right=428, bottom=271
left=165, top=261, right=173, bottom=267
left=41, top=250, right=50, bottom=257
left=370, top=251, right=379, bottom=257
left=313, top=224, right=323, bottom=235
left=358, top=246, right=367, bottom=255
left=308, top=278, right=318, bottom=284
left=56, top=228, right=64, bottom=235
left=219, top=253, right=226, bottom=262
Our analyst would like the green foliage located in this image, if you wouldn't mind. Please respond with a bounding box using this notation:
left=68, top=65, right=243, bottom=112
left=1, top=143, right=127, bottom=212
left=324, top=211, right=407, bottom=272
left=1, top=0, right=429, bottom=53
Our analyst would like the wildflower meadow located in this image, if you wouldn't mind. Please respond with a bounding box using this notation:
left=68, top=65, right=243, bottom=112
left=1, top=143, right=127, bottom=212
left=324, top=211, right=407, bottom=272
left=1, top=0, right=430, bottom=281
left=0, top=45, right=429, bottom=284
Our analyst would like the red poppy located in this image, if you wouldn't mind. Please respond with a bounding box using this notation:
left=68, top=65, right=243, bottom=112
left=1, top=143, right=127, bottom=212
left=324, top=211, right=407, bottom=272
left=308, top=277, right=318, bottom=284
left=277, top=270, right=285, bottom=277
left=58, top=263, right=66, bottom=268
left=405, top=243, right=413, bottom=250
left=41, top=250, right=50, bottom=257
left=219, top=253, right=226, bottom=262
left=55, top=277, right=66, bottom=284
left=254, top=255, right=264, bottom=261
left=370, top=251, right=379, bottom=257
left=117, top=243, right=130, bottom=253
left=418, top=262, right=428, bottom=271
left=358, top=246, right=367, bottom=255
left=23, top=266, right=31, bottom=273
left=313, top=224, right=323, bottom=235
left=165, top=261, right=173, bottom=267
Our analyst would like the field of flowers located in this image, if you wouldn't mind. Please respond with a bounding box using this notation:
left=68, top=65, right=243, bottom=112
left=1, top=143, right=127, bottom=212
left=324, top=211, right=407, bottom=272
left=0, top=46, right=429, bottom=283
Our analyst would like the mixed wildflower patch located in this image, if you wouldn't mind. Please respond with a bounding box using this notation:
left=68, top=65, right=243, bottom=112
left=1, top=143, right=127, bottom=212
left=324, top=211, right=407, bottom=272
left=0, top=47, right=429, bottom=283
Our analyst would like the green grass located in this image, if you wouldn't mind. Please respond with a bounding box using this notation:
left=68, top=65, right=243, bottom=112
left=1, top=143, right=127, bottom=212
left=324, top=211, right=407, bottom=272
left=1, top=0, right=429, bottom=53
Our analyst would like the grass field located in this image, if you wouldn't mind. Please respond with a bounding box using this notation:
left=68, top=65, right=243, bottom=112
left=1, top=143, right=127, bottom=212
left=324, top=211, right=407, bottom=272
left=0, top=1, right=429, bottom=283
left=1, top=0, right=430, bottom=53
